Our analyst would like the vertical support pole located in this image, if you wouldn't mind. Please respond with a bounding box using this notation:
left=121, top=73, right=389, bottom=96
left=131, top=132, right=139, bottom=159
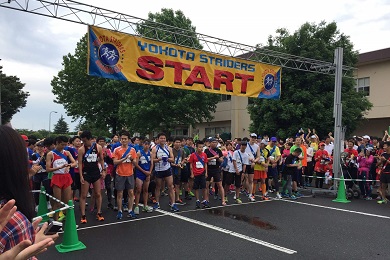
left=333, top=47, right=343, bottom=190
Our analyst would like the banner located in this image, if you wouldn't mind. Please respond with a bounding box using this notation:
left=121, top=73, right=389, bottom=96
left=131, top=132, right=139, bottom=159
left=87, top=26, right=281, bottom=99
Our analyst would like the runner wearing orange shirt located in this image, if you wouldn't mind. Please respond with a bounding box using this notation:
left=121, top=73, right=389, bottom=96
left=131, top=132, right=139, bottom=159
left=113, top=131, right=138, bottom=220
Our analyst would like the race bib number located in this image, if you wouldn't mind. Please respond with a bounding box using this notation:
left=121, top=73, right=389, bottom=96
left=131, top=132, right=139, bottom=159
left=86, top=153, right=98, bottom=163
left=140, top=156, right=149, bottom=164
left=208, top=159, right=216, bottom=165
left=196, top=161, right=204, bottom=169
left=124, top=157, right=132, bottom=163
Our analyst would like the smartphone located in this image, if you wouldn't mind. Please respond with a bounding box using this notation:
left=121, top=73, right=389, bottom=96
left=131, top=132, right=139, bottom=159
left=44, top=221, right=63, bottom=235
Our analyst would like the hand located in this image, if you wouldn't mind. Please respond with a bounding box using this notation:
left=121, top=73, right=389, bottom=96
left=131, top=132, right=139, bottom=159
left=34, top=219, right=59, bottom=244
left=0, top=199, right=17, bottom=232
left=308, top=128, right=311, bottom=133
left=0, top=238, right=55, bottom=260
left=190, top=174, right=194, bottom=179
left=80, top=176, right=85, bottom=185
left=328, top=132, right=333, bottom=137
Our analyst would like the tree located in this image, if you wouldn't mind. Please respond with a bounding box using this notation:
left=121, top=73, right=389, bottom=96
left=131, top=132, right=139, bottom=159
left=74, top=118, right=111, bottom=138
left=248, top=21, right=372, bottom=139
left=51, top=35, right=126, bottom=134
left=53, top=115, right=69, bottom=134
left=120, top=8, right=220, bottom=135
left=0, top=66, right=29, bottom=125
left=51, top=8, right=220, bottom=136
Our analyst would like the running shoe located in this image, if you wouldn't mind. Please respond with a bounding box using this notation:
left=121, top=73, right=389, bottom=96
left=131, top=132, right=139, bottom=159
left=268, top=189, right=274, bottom=193
left=222, top=201, right=227, bottom=206
left=248, top=196, right=255, bottom=202
left=377, top=199, right=388, bottom=204
left=123, top=204, right=129, bottom=212
left=262, top=196, right=270, bottom=201
left=236, top=198, right=242, bottom=204
left=276, top=193, right=282, bottom=199
left=153, top=202, right=160, bottom=210
left=142, top=205, right=153, bottom=213
left=295, top=192, right=303, bottom=197
left=289, top=195, right=297, bottom=200
left=364, top=197, right=372, bottom=201
left=202, top=200, right=210, bottom=208
left=171, top=203, right=180, bottom=212
left=233, top=194, right=237, bottom=200
left=80, top=215, right=87, bottom=224
left=113, top=206, right=118, bottom=211
left=196, top=200, right=201, bottom=209
left=189, top=191, right=195, bottom=197
left=224, top=197, right=228, bottom=203
left=127, top=210, right=137, bottom=218
left=281, top=193, right=289, bottom=198
left=96, top=212, right=105, bottom=221
left=73, top=197, right=79, bottom=202
left=116, top=211, right=123, bottom=220
left=175, top=199, right=186, bottom=205
left=134, top=206, right=140, bottom=215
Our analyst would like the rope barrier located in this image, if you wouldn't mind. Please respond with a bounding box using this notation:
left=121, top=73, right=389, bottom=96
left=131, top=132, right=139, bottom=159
left=31, top=189, right=68, bottom=207
left=31, top=189, right=73, bottom=221
left=301, top=175, right=379, bottom=182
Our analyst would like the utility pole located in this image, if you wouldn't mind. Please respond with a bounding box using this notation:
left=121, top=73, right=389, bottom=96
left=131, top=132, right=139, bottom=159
left=49, top=111, right=58, bottom=135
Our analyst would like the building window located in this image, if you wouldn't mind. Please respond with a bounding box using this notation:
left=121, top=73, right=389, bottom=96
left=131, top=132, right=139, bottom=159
left=355, top=77, right=370, bottom=96
left=171, top=128, right=188, bottom=137
left=205, top=126, right=231, bottom=137
left=220, top=94, right=231, bottom=102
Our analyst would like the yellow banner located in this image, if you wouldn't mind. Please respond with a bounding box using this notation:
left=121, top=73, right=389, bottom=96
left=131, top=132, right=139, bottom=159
left=88, top=26, right=281, bottom=99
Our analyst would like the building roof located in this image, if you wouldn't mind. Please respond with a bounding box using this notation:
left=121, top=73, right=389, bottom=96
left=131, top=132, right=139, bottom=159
left=358, top=47, right=390, bottom=65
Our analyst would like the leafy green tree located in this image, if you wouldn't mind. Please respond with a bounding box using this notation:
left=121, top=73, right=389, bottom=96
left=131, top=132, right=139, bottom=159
left=0, top=66, right=29, bottom=125
left=53, top=115, right=69, bottom=134
left=248, top=21, right=372, bottom=139
left=74, top=118, right=111, bottom=138
left=120, top=8, right=220, bottom=135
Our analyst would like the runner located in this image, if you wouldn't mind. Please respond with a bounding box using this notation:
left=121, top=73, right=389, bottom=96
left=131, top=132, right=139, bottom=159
left=171, top=137, right=186, bottom=205
left=245, top=133, right=260, bottom=201
left=378, top=141, right=390, bottom=204
left=231, top=141, right=249, bottom=204
left=205, top=138, right=226, bottom=205
left=45, top=136, right=77, bottom=221
left=113, top=130, right=138, bottom=219
left=254, top=140, right=270, bottom=200
left=266, top=137, right=282, bottom=199
left=223, top=142, right=235, bottom=202
left=78, top=131, right=106, bottom=223
left=97, top=137, right=114, bottom=209
left=282, top=148, right=302, bottom=200
left=189, top=141, right=209, bottom=208
left=66, top=136, right=82, bottom=202
left=151, top=133, right=179, bottom=212
left=31, top=141, right=51, bottom=210
left=134, top=139, right=154, bottom=214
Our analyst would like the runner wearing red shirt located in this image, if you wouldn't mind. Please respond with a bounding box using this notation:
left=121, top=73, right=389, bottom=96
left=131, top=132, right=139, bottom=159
left=314, top=143, right=329, bottom=189
left=189, top=141, right=209, bottom=208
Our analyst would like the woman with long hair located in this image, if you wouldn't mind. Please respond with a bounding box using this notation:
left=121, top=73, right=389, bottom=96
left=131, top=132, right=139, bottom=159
left=0, top=125, right=57, bottom=258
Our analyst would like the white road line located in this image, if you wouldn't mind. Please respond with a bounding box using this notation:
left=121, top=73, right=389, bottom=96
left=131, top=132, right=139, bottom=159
left=279, top=199, right=390, bottom=219
left=155, top=208, right=297, bottom=255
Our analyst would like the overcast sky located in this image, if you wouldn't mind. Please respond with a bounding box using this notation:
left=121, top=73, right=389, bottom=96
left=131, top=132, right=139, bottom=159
left=1, top=0, right=389, bottom=131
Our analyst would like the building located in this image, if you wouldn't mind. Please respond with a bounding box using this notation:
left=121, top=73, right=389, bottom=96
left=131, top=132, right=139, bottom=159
left=183, top=48, right=390, bottom=140
left=353, top=48, right=390, bottom=138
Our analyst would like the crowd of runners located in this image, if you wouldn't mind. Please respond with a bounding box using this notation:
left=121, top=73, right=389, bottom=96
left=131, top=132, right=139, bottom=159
left=24, top=128, right=390, bottom=224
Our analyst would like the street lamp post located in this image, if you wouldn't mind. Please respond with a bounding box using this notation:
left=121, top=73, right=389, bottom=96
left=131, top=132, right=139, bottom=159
left=49, top=111, right=58, bottom=136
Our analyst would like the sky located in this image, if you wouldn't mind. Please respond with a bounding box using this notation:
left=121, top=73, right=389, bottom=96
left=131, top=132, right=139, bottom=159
left=1, top=0, right=390, bottom=131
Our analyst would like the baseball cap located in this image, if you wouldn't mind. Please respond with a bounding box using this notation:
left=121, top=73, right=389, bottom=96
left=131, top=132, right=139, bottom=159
left=362, top=135, right=370, bottom=140
left=319, top=142, right=325, bottom=146
left=260, top=140, right=268, bottom=145
left=36, top=142, right=44, bottom=147
left=270, top=137, right=277, bottom=142
left=21, top=134, right=28, bottom=141
left=250, top=133, right=257, bottom=138
left=209, top=138, right=217, bottom=142
left=366, top=147, right=374, bottom=151
left=311, top=135, right=316, bottom=139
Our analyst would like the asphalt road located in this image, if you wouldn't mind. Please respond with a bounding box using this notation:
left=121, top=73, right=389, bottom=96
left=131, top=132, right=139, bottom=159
left=39, top=190, right=390, bottom=260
